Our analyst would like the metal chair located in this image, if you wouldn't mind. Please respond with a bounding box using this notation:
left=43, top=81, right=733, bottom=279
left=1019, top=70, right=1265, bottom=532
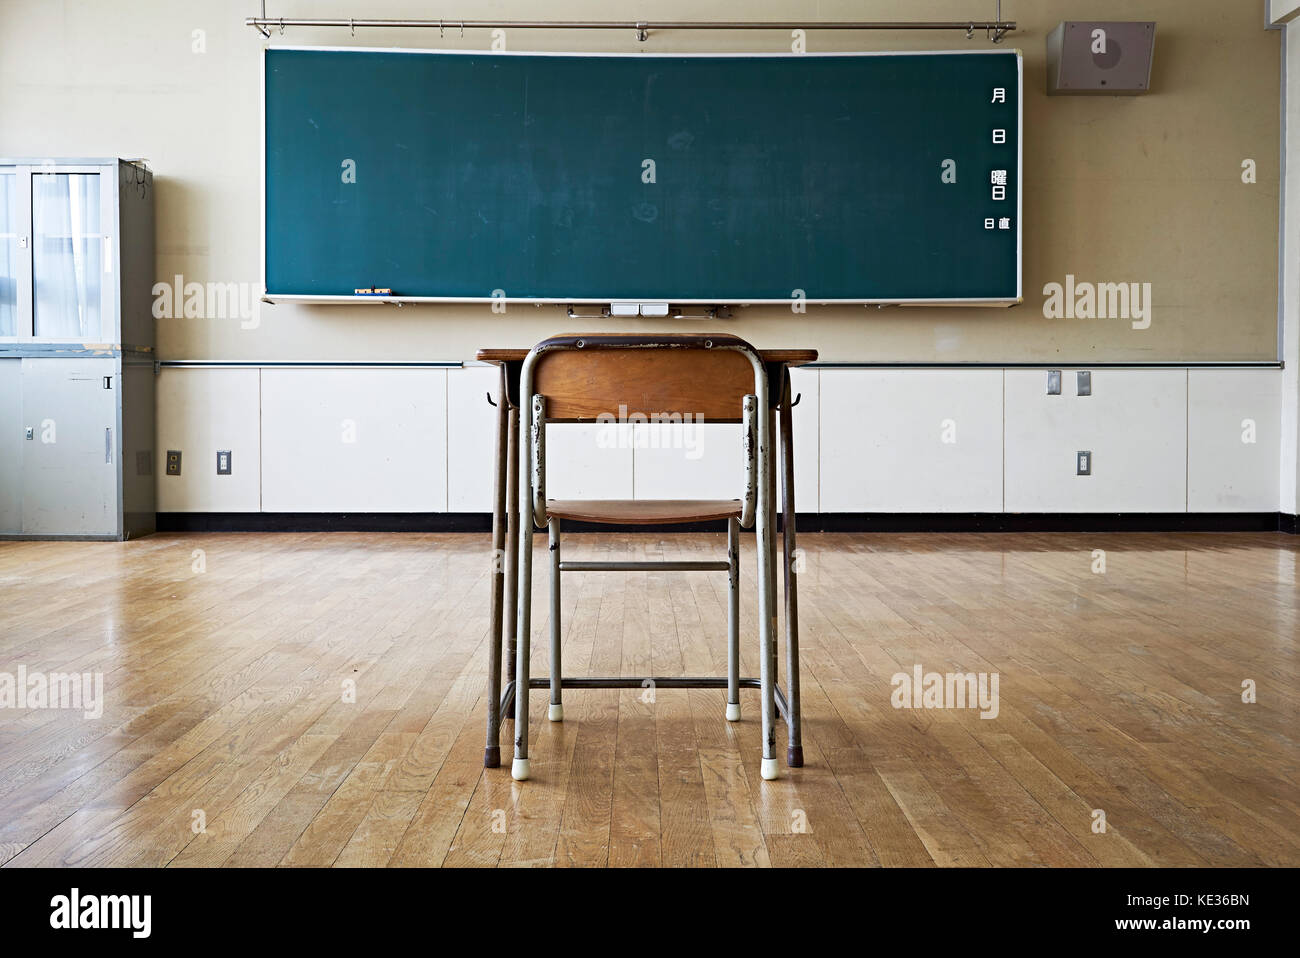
left=510, top=332, right=784, bottom=781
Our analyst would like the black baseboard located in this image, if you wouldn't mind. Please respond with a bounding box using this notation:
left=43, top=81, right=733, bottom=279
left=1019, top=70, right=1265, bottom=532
left=803, top=512, right=1291, bottom=533
left=155, top=512, right=494, bottom=533
left=155, top=511, right=1298, bottom=534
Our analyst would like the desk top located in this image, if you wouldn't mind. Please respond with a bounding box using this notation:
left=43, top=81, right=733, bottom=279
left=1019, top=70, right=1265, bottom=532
left=477, top=347, right=817, bottom=365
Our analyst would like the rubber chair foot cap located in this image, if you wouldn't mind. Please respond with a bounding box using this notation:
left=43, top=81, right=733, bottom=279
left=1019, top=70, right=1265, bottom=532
left=725, top=703, right=742, bottom=722
left=761, top=758, right=780, bottom=781
left=483, top=746, right=501, bottom=768
left=787, top=746, right=804, bottom=767
left=548, top=704, right=564, bottom=722
left=511, top=759, right=531, bottom=781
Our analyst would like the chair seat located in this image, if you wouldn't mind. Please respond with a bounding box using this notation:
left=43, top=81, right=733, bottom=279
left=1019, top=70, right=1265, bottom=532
left=546, top=498, right=743, bottom=525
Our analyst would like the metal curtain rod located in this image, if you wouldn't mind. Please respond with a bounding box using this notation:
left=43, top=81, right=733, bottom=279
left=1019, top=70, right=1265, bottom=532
left=244, top=18, right=1017, bottom=43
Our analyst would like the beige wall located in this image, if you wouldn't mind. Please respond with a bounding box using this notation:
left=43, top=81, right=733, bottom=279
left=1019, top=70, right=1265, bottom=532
left=0, top=0, right=1281, bottom=362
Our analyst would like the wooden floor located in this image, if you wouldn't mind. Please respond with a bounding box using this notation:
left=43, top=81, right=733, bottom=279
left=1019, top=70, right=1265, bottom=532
left=0, top=530, right=1297, bottom=867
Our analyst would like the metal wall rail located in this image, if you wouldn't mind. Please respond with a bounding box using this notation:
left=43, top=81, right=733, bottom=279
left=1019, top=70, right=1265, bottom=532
left=155, top=360, right=463, bottom=368
left=245, top=17, right=1016, bottom=43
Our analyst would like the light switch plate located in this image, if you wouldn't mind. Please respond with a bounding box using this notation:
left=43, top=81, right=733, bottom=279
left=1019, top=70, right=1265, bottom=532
left=1046, top=370, right=1062, bottom=395
left=1076, top=370, right=1092, bottom=396
left=1077, top=450, right=1092, bottom=475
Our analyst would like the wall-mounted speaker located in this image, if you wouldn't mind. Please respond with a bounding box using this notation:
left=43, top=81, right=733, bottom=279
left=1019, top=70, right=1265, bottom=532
left=1047, top=21, right=1156, bottom=95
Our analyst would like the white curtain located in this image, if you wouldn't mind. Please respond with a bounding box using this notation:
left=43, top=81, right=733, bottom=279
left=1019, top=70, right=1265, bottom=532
left=33, top=173, right=102, bottom=339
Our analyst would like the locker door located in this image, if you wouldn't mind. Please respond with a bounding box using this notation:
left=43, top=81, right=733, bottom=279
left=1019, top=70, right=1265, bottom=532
left=21, top=358, right=117, bottom=535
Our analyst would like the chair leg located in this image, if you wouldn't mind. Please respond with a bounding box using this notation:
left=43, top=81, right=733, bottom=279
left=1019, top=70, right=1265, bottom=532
left=779, top=374, right=804, bottom=768
left=512, top=486, right=533, bottom=783
left=504, top=407, right=519, bottom=704
left=548, top=518, right=563, bottom=722
left=759, top=405, right=779, bottom=781
left=726, top=516, right=741, bottom=722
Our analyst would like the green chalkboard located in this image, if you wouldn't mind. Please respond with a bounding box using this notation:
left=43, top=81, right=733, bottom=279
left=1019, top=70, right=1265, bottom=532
left=264, top=48, right=1021, bottom=303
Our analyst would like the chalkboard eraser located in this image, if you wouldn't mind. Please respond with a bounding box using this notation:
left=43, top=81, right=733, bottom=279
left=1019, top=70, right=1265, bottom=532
left=610, top=302, right=640, bottom=318
left=355, top=288, right=374, bottom=295
left=373, top=288, right=393, bottom=295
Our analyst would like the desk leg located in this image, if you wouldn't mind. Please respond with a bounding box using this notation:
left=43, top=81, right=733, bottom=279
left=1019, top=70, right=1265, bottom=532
left=484, top=368, right=509, bottom=768
left=512, top=397, right=534, bottom=782
left=779, top=369, right=804, bottom=767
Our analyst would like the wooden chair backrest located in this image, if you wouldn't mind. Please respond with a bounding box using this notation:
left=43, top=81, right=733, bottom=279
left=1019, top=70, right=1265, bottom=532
left=530, top=333, right=760, bottom=423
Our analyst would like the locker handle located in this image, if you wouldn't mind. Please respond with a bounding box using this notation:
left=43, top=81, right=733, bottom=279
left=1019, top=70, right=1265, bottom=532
left=105, top=427, right=113, bottom=464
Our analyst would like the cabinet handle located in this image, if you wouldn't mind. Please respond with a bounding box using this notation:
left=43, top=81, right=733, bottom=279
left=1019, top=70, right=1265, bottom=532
left=105, top=427, right=113, bottom=464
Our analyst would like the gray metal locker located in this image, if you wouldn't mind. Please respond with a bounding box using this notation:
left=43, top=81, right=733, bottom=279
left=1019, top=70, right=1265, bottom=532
left=0, top=158, right=155, bottom=539
left=19, top=358, right=117, bottom=535
left=0, top=359, right=20, bottom=533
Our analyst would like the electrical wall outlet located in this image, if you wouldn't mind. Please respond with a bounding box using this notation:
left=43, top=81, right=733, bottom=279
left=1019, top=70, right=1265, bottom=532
left=217, top=450, right=232, bottom=475
left=1077, top=450, right=1092, bottom=475
left=1076, top=370, right=1092, bottom=396
left=1046, top=370, right=1062, bottom=395
left=166, top=450, right=182, bottom=476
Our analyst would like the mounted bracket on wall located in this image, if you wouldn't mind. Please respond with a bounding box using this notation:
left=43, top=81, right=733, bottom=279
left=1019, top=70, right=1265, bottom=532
left=1047, top=22, right=1156, bottom=95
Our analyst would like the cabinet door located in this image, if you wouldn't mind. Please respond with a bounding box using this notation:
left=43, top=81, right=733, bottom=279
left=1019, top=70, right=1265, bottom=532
left=21, top=358, right=118, bottom=535
left=0, top=359, right=20, bottom=532
left=0, top=169, right=28, bottom=338
left=30, top=169, right=114, bottom=342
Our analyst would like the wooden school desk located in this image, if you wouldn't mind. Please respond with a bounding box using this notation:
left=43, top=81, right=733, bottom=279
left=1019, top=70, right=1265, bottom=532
left=476, top=344, right=817, bottom=773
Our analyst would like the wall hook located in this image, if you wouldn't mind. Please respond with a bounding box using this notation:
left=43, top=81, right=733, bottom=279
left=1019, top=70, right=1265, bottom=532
left=486, top=391, right=498, bottom=407
left=349, top=18, right=355, bottom=37
left=636, top=21, right=648, bottom=42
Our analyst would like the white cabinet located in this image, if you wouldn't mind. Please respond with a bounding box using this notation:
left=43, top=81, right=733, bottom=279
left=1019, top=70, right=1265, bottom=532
left=155, top=367, right=261, bottom=513
left=544, top=423, right=634, bottom=501
left=261, top=368, right=447, bottom=512
left=1005, top=369, right=1187, bottom=512
left=819, top=369, right=1003, bottom=512
left=1188, top=369, right=1281, bottom=511
left=446, top=364, right=500, bottom=512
